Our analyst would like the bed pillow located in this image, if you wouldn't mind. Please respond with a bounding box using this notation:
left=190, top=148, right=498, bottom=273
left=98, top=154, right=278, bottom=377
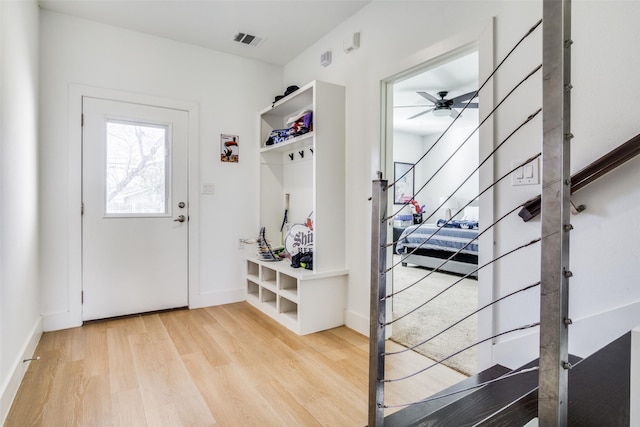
left=437, top=219, right=479, bottom=229
left=462, top=206, right=479, bottom=222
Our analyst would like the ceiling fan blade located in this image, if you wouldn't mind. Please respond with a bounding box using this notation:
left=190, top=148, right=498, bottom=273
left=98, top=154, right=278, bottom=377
left=452, top=102, right=479, bottom=109
left=416, top=91, right=440, bottom=104
left=450, top=109, right=461, bottom=119
left=450, top=91, right=478, bottom=104
left=394, top=104, right=434, bottom=108
left=407, top=108, right=434, bottom=120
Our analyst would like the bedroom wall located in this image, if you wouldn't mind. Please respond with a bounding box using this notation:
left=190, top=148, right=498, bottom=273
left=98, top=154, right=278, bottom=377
left=420, top=129, right=479, bottom=222
left=393, top=129, right=479, bottom=222
left=392, top=131, right=425, bottom=217
left=283, top=0, right=640, bottom=369
left=39, top=10, right=283, bottom=330
left=0, top=0, right=42, bottom=422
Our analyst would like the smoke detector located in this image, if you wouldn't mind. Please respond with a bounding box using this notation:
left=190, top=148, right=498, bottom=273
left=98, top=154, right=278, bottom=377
left=233, top=32, right=265, bottom=47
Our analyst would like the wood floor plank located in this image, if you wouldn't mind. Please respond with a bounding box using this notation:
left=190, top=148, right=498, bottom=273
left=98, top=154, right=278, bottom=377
left=128, top=332, right=215, bottom=426
left=81, top=322, right=109, bottom=379
left=106, top=325, right=138, bottom=393
left=292, top=348, right=368, bottom=419
left=80, top=374, right=112, bottom=427
left=188, top=354, right=285, bottom=426
left=111, top=388, right=148, bottom=427
left=165, top=310, right=233, bottom=368
left=4, top=348, right=58, bottom=426
left=6, top=302, right=466, bottom=426
left=257, top=380, right=321, bottom=426
left=303, top=395, right=365, bottom=427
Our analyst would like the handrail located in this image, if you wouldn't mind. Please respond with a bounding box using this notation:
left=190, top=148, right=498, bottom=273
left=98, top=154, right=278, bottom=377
left=519, top=132, right=640, bottom=222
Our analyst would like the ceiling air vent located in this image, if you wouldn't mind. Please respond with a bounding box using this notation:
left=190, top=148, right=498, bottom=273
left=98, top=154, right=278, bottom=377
left=233, top=32, right=264, bottom=47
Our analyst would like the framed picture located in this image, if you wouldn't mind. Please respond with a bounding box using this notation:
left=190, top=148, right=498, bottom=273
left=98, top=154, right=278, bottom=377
left=220, top=134, right=239, bottom=163
left=393, top=162, right=414, bottom=204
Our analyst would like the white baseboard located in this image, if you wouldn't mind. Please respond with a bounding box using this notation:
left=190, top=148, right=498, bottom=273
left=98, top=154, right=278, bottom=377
left=189, top=287, right=245, bottom=309
left=631, top=326, right=640, bottom=427
left=569, top=300, right=640, bottom=358
left=1, top=316, right=43, bottom=425
left=42, top=310, right=82, bottom=332
left=41, top=287, right=248, bottom=331
left=492, top=330, right=540, bottom=370
left=42, top=287, right=247, bottom=331
left=346, top=310, right=369, bottom=337
left=491, top=301, right=640, bottom=369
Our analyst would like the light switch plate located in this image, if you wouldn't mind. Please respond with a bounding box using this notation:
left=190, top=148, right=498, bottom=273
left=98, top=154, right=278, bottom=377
left=511, top=158, right=539, bottom=186
left=202, top=183, right=214, bottom=194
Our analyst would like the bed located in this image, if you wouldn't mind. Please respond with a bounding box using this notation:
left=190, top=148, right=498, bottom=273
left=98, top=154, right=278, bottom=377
left=395, top=220, right=479, bottom=278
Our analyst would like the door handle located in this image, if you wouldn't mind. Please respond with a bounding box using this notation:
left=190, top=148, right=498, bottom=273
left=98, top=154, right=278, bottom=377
left=174, top=215, right=186, bottom=223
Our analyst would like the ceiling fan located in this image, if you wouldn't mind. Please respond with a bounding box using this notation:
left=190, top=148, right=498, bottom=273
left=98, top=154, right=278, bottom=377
left=397, top=90, right=478, bottom=119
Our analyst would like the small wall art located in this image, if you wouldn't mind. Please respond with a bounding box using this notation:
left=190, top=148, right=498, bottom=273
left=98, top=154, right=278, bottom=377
left=394, top=162, right=414, bottom=204
left=220, top=134, right=239, bottom=163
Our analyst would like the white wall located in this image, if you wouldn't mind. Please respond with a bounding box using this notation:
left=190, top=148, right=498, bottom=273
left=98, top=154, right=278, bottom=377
left=393, top=131, right=425, bottom=217
left=394, top=129, right=479, bottom=222
left=284, top=0, right=640, bottom=369
left=420, top=129, right=479, bottom=221
left=0, top=0, right=42, bottom=422
left=31, top=0, right=640, bottom=372
left=39, top=10, right=283, bottom=330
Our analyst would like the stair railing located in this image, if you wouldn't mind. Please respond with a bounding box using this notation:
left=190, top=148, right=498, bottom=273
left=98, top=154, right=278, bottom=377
left=369, top=2, right=575, bottom=424
left=538, top=0, right=572, bottom=424
left=519, top=132, right=640, bottom=222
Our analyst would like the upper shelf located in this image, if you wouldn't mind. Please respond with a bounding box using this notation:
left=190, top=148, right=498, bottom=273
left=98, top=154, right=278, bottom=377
left=260, top=82, right=314, bottom=118
left=259, top=132, right=313, bottom=154
left=260, top=82, right=315, bottom=150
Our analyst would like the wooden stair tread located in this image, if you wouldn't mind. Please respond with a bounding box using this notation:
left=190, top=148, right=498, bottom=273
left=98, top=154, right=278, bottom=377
left=395, top=332, right=630, bottom=426
left=567, top=331, right=630, bottom=425
left=385, top=364, right=511, bottom=426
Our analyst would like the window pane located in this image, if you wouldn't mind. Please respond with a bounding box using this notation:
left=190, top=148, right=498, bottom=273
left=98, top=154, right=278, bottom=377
left=105, top=120, right=168, bottom=215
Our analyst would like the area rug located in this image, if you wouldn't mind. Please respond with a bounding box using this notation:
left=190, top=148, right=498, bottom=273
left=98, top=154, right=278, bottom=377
left=390, top=258, right=478, bottom=375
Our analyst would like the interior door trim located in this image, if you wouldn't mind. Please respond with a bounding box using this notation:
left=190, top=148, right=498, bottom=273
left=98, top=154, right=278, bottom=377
left=44, top=85, right=199, bottom=331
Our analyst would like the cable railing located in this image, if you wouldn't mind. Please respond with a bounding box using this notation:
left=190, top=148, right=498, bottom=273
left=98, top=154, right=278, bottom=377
left=369, top=3, right=574, bottom=425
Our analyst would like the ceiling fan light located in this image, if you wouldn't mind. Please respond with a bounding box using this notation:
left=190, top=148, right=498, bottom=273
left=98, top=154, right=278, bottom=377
left=433, top=108, right=451, bottom=117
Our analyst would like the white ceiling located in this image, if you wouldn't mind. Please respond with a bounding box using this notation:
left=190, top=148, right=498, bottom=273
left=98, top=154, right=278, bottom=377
left=38, top=0, right=371, bottom=66
left=38, top=1, right=477, bottom=136
left=393, top=51, right=479, bottom=136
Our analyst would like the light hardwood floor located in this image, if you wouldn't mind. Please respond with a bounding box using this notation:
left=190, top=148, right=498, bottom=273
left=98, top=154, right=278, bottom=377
left=5, top=302, right=466, bottom=426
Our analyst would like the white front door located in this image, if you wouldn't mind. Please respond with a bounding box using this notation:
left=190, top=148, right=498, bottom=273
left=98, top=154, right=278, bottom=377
left=82, top=97, right=189, bottom=321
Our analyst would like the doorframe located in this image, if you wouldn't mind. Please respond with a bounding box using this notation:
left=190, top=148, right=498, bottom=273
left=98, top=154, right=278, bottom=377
left=60, top=85, right=199, bottom=329
left=378, top=18, right=496, bottom=370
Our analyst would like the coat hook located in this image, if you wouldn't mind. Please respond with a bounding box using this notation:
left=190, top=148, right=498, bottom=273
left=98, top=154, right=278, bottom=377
left=289, top=153, right=294, bottom=161
left=310, top=148, right=314, bottom=155
left=299, top=150, right=304, bottom=159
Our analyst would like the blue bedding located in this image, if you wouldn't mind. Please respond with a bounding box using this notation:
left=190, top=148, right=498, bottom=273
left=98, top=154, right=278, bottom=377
left=395, top=223, right=479, bottom=256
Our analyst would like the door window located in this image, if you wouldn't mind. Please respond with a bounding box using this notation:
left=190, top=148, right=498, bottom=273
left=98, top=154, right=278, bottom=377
left=105, top=119, right=170, bottom=216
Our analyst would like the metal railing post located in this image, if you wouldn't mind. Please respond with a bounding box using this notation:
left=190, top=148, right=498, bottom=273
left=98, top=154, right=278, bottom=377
left=369, top=177, right=388, bottom=426
left=539, top=0, right=572, bottom=425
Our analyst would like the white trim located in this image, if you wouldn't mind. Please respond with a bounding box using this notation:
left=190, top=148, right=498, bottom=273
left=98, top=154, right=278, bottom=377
left=492, top=330, right=540, bottom=370
left=631, top=325, right=640, bottom=426
left=0, top=316, right=42, bottom=425
left=475, top=18, right=496, bottom=372
left=377, top=19, right=494, bottom=93
left=189, top=288, right=246, bottom=309
left=491, top=301, right=640, bottom=369
left=378, top=18, right=496, bottom=369
left=569, top=300, right=640, bottom=358
left=346, top=309, right=370, bottom=337
left=42, top=85, right=199, bottom=331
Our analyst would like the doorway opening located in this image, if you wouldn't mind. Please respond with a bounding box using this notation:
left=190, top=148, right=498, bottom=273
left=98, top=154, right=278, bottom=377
left=387, top=49, right=480, bottom=375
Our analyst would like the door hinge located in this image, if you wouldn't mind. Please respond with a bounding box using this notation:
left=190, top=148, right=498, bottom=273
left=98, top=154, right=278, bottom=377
left=81, top=291, right=84, bottom=304
left=81, top=113, right=84, bottom=127
left=81, top=203, right=84, bottom=215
